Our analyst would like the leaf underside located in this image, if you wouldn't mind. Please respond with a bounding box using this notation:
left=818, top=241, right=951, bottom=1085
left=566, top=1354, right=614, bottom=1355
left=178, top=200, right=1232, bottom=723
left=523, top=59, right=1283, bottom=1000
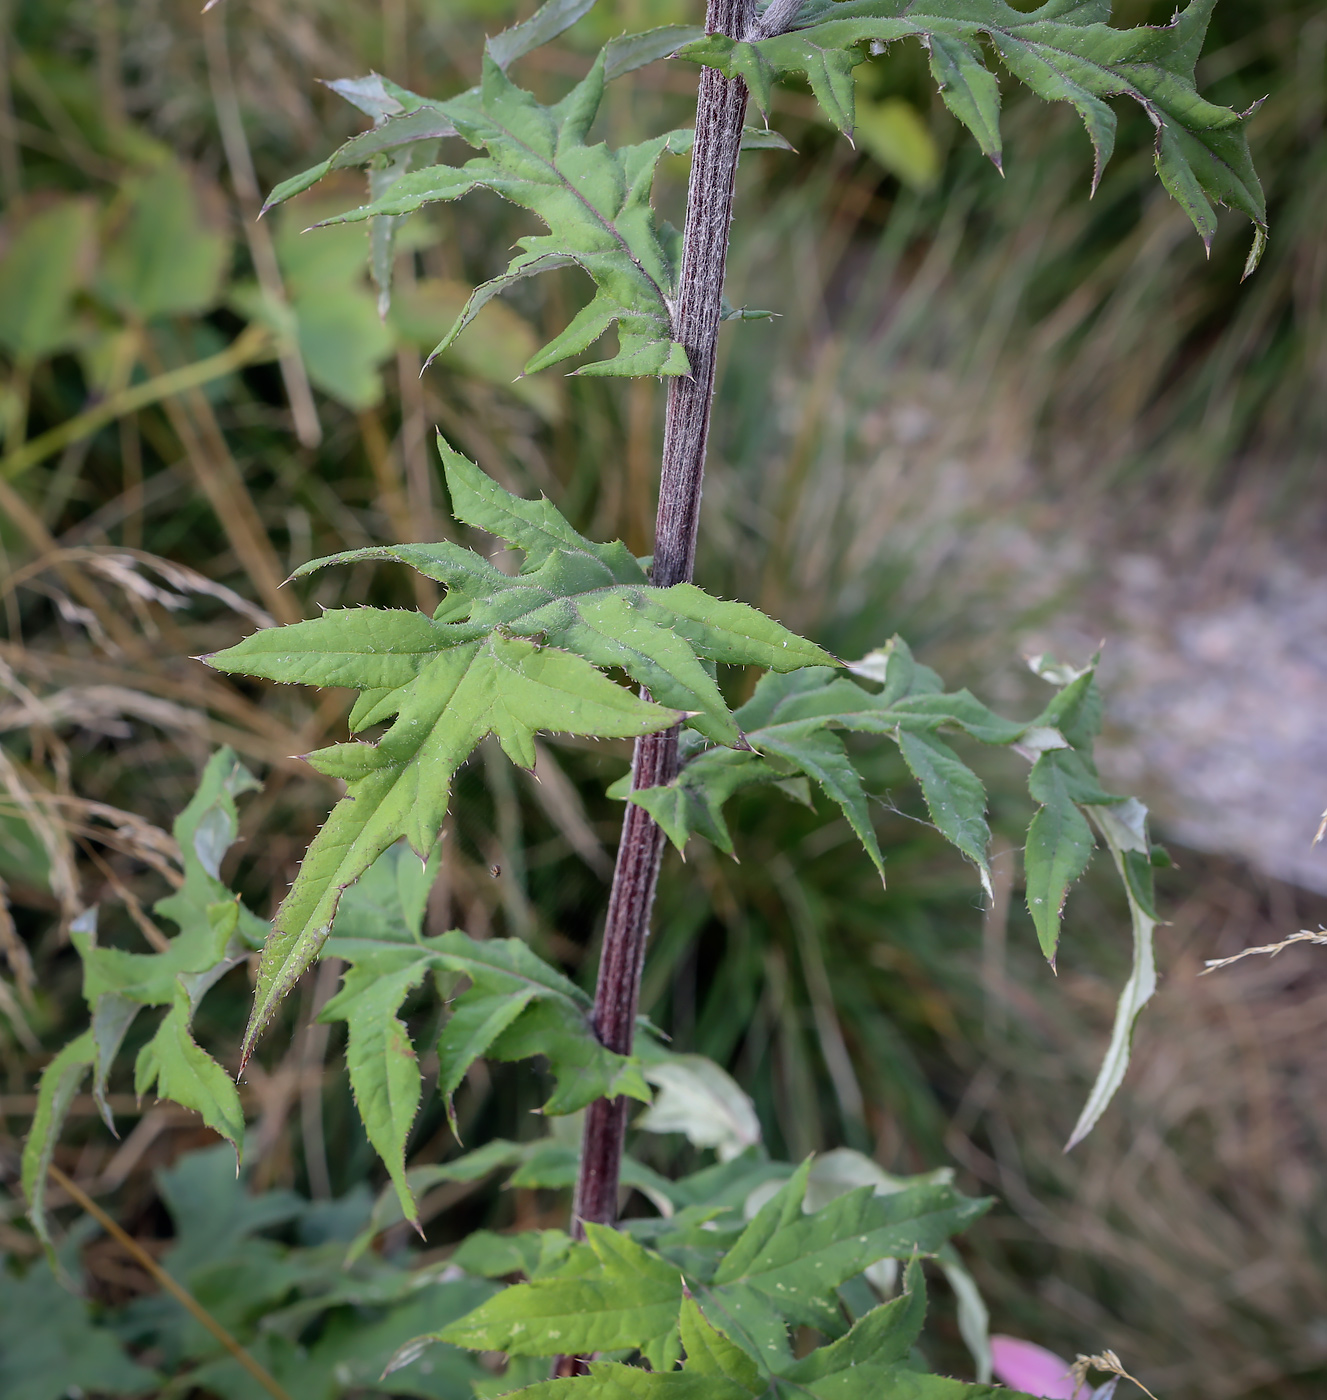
left=1019, top=658, right=1163, bottom=1145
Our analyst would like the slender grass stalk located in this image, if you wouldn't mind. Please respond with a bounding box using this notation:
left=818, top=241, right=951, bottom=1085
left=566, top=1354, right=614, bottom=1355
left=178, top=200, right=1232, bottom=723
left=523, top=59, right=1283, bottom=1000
left=0, top=322, right=275, bottom=482
left=570, top=0, right=757, bottom=1238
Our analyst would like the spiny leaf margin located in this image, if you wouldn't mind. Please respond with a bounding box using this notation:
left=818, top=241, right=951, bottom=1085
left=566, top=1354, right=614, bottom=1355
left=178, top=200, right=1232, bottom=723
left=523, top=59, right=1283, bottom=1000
left=211, top=441, right=834, bottom=1063
left=681, top=0, right=1267, bottom=274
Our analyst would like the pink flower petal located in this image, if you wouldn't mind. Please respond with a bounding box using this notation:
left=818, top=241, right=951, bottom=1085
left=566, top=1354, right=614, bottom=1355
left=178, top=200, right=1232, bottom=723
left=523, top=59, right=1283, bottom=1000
left=990, top=1335, right=1080, bottom=1398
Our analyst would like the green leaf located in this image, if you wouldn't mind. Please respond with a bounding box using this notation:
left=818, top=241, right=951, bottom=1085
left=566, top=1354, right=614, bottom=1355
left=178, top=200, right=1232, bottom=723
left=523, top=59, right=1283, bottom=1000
left=924, top=31, right=1002, bottom=167
left=0, top=200, right=94, bottom=360
left=441, top=1222, right=685, bottom=1367
left=0, top=1257, right=160, bottom=1400
left=678, top=1296, right=762, bottom=1392
left=1022, top=724, right=1125, bottom=964
left=154, top=746, right=267, bottom=950
left=325, top=837, right=439, bottom=946
left=630, top=642, right=1018, bottom=882
left=206, top=606, right=451, bottom=692
left=758, top=723, right=888, bottom=876
left=1068, top=797, right=1159, bottom=1148
left=448, top=940, right=651, bottom=1115
left=1031, top=664, right=1103, bottom=754
left=1020, top=660, right=1161, bottom=1141
left=435, top=987, right=538, bottom=1132
left=895, top=729, right=991, bottom=898
left=89, top=992, right=142, bottom=1131
left=98, top=163, right=229, bottom=319
left=323, top=897, right=652, bottom=1198
left=604, top=25, right=707, bottom=81
left=494, top=1008, right=648, bottom=1118
left=451, top=1226, right=574, bottom=1281
left=216, top=632, right=672, bottom=1063
left=682, top=0, right=1267, bottom=269
left=262, top=157, right=334, bottom=211
left=23, top=753, right=266, bottom=1234
left=450, top=1156, right=989, bottom=1376
left=496, top=1363, right=753, bottom=1400
left=317, top=845, right=654, bottom=1199
left=134, top=987, right=245, bottom=1154
left=853, top=94, right=941, bottom=190
left=623, top=747, right=783, bottom=855
left=780, top=1257, right=926, bottom=1381
left=282, top=445, right=827, bottom=741
left=487, top=0, right=599, bottom=72
left=1022, top=796, right=1083, bottom=920
left=213, top=444, right=835, bottom=1058
left=700, top=1164, right=988, bottom=1364
left=21, top=1029, right=95, bottom=1247
left=318, top=950, right=431, bottom=1224
left=274, top=45, right=697, bottom=376
left=70, top=751, right=263, bottom=1128
left=75, top=899, right=237, bottom=1010
left=23, top=752, right=266, bottom=1195
left=445, top=435, right=645, bottom=578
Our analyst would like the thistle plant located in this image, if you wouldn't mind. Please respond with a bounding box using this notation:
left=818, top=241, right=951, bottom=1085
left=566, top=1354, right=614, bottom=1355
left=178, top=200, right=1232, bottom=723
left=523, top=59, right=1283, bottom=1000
left=24, top=0, right=1265, bottom=1392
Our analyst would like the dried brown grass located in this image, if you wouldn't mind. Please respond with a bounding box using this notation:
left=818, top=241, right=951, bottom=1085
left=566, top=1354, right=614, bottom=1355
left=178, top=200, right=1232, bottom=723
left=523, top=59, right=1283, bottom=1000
left=953, top=858, right=1327, bottom=1398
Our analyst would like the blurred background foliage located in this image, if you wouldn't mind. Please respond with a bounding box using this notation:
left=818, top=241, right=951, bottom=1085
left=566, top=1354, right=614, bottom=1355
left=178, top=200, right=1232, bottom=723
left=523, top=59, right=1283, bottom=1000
left=0, top=1, right=1325, bottom=1397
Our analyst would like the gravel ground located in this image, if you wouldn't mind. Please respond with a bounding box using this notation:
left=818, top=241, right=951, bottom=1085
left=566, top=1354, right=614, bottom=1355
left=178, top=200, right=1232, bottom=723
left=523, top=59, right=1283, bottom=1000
left=1052, top=549, right=1327, bottom=896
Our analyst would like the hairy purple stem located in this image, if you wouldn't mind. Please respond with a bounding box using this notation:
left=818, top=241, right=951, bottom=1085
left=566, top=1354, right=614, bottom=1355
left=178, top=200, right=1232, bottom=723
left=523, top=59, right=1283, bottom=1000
left=569, top=0, right=756, bottom=1244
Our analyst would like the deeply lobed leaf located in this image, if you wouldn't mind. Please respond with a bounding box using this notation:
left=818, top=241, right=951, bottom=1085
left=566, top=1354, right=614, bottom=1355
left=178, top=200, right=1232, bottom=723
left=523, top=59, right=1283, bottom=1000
left=268, top=37, right=697, bottom=375
left=317, top=863, right=658, bottom=1225
left=1020, top=656, right=1163, bottom=1144
left=212, top=440, right=831, bottom=1060
left=626, top=639, right=1024, bottom=892
left=22, top=751, right=267, bottom=1241
left=627, top=638, right=1162, bottom=1147
left=438, top=1158, right=990, bottom=1377
left=681, top=0, right=1267, bottom=272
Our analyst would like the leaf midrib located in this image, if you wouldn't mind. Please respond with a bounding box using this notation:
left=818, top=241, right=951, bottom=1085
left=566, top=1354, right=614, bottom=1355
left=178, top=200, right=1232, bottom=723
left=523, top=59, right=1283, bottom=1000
left=468, top=99, right=671, bottom=307
left=428, top=943, right=592, bottom=1010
